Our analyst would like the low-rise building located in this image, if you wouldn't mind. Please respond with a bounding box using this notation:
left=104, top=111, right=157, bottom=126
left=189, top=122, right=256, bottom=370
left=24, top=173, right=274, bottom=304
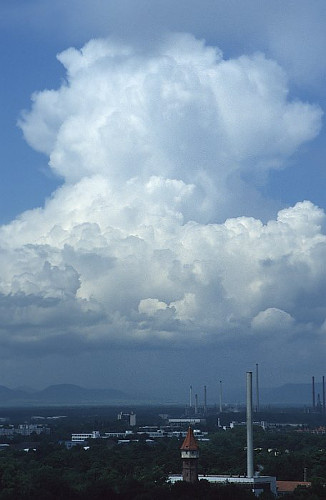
left=0, top=426, right=14, bottom=436
left=169, top=474, right=277, bottom=496
left=16, top=424, right=50, bottom=436
left=0, top=424, right=50, bottom=437
left=276, top=481, right=311, bottom=496
left=71, top=431, right=100, bottom=442
left=168, top=418, right=206, bottom=426
left=104, top=432, right=126, bottom=438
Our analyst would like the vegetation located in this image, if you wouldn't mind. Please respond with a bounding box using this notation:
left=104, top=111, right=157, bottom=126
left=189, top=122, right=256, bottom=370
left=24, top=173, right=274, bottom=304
left=0, top=407, right=326, bottom=498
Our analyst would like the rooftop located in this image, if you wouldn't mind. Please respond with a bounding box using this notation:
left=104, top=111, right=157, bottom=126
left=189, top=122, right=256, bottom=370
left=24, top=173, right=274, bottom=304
left=180, top=426, right=199, bottom=451
left=276, top=481, right=311, bottom=493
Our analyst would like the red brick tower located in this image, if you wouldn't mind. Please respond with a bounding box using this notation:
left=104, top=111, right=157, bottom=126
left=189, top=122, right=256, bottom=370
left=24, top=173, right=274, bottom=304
left=180, top=426, right=199, bottom=483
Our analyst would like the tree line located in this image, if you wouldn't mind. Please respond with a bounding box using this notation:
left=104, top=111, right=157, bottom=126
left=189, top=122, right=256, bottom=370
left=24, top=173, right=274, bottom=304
left=0, top=426, right=325, bottom=498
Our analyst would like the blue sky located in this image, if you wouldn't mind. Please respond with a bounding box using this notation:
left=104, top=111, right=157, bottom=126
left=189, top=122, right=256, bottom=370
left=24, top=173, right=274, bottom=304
left=0, top=0, right=326, bottom=401
left=0, top=3, right=64, bottom=222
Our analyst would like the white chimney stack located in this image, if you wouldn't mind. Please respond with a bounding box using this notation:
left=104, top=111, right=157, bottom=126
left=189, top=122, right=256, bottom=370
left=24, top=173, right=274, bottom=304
left=246, top=371, right=254, bottom=478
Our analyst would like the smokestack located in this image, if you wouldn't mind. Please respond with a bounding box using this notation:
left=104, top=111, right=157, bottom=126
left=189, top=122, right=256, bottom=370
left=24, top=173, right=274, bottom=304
left=323, top=376, right=325, bottom=414
left=195, top=394, right=198, bottom=415
left=204, top=385, right=207, bottom=415
left=189, top=385, right=193, bottom=408
left=246, top=371, right=254, bottom=478
left=219, top=380, right=223, bottom=413
left=255, top=363, right=260, bottom=413
left=312, top=376, right=316, bottom=410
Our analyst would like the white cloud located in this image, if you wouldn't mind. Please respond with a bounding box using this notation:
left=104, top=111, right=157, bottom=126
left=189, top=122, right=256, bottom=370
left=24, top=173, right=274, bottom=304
left=252, top=308, right=295, bottom=333
left=139, top=298, right=169, bottom=316
left=20, top=35, right=321, bottom=221
left=1, top=195, right=326, bottom=352
left=0, top=35, right=325, bottom=356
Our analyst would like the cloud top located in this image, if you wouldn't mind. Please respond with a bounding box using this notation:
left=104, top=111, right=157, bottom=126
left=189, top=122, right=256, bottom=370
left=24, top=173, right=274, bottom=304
left=21, top=35, right=321, bottom=189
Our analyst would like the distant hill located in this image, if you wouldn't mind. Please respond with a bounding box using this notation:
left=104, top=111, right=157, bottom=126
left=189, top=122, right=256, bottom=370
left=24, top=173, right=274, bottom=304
left=225, top=382, right=320, bottom=406
left=0, top=385, right=27, bottom=402
left=14, top=386, right=36, bottom=394
left=0, top=384, right=130, bottom=406
left=34, top=384, right=128, bottom=403
left=260, top=383, right=320, bottom=406
left=0, top=382, right=320, bottom=407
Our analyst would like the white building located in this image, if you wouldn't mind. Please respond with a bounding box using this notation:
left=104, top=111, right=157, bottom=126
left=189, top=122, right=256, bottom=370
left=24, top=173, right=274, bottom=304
left=168, top=418, right=206, bottom=426
left=104, top=432, right=126, bottom=438
left=71, top=431, right=100, bottom=442
left=0, top=424, right=50, bottom=437
left=16, top=424, right=50, bottom=436
left=168, top=475, right=277, bottom=496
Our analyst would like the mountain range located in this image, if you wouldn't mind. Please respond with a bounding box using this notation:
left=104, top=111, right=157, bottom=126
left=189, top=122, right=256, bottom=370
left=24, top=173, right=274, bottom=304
left=224, top=382, right=320, bottom=406
left=0, top=382, right=319, bottom=406
left=0, top=384, right=130, bottom=406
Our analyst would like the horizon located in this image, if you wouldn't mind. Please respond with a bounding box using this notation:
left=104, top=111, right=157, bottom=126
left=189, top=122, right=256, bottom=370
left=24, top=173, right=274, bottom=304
left=0, top=377, right=324, bottom=407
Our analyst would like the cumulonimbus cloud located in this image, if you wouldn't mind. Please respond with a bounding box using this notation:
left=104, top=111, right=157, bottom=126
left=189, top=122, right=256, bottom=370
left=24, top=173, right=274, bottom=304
left=0, top=34, right=325, bottom=355
left=20, top=34, right=322, bottom=217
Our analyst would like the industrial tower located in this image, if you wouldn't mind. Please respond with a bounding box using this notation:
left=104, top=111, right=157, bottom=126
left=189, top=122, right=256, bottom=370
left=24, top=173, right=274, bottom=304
left=180, top=427, right=199, bottom=483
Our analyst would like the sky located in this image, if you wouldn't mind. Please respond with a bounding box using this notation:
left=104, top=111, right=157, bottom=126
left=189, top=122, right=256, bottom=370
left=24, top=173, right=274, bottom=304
left=0, top=0, right=326, bottom=402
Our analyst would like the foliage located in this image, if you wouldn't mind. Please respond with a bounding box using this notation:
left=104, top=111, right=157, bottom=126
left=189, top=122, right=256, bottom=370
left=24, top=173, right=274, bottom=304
left=0, top=410, right=326, bottom=498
